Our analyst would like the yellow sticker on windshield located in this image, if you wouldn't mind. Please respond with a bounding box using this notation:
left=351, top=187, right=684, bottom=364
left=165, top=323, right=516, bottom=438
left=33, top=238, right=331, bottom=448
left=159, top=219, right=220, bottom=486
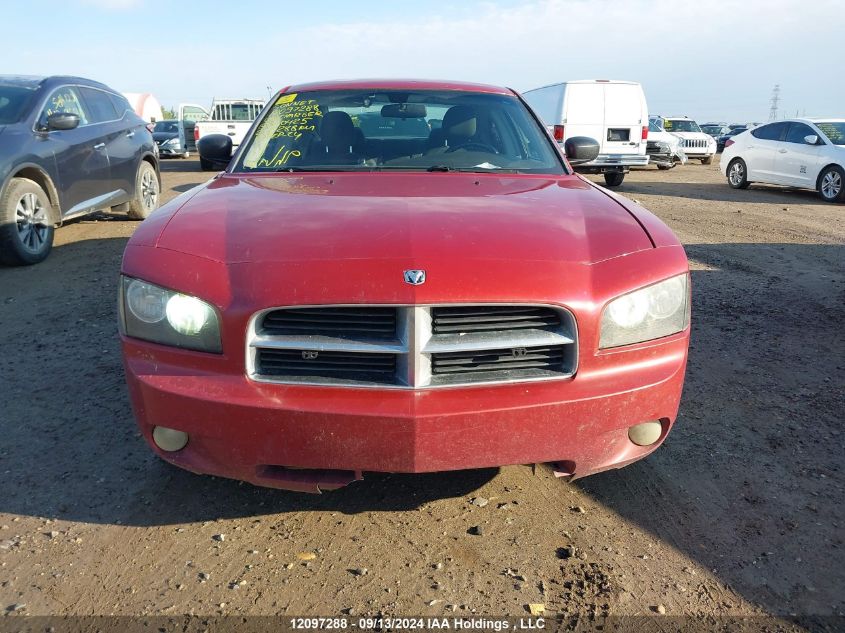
left=275, top=93, right=297, bottom=105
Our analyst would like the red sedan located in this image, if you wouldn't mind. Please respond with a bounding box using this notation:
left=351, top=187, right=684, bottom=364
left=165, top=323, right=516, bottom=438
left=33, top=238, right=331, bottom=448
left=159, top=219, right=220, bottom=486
left=119, top=80, right=690, bottom=493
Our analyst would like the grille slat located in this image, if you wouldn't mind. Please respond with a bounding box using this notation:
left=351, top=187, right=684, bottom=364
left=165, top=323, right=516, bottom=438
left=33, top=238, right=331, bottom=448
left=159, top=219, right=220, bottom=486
left=257, top=349, right=396, bottom=383
left=432, top=306, right=560, bottom=335
left=431, top=346, right=564, bottom=375
left=262, top=307, right=397, bottom=339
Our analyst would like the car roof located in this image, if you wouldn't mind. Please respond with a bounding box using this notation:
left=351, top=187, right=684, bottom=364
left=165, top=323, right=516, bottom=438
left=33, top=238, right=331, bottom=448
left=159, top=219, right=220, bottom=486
left=281, top=79, right=513, bottom=95
left=0, top=74, right=116, bottom=92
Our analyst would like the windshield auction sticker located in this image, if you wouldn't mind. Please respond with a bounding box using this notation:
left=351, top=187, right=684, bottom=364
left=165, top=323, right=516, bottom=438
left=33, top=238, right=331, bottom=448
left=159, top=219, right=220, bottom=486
left=243, top=93, right=323, bottom=169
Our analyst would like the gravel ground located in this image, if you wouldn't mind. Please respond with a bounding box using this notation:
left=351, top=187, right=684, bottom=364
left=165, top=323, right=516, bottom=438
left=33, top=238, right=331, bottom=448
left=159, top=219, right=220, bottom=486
left=0, top=158, right=842, bottom=626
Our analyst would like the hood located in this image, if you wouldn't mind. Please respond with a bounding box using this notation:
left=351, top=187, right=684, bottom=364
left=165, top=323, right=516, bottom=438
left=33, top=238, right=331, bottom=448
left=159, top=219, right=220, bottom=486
left=154, top=173, right=653, bottom=266
left=152, top=131, right=178, bottom=142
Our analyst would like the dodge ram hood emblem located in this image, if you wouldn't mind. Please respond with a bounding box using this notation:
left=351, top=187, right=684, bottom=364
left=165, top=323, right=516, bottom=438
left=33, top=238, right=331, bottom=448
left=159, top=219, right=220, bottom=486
left=403, top=270, right=426, bottom=285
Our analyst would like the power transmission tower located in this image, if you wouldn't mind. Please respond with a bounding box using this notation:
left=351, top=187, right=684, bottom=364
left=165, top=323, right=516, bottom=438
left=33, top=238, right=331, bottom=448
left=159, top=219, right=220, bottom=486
left=768, top=85, right=780, bottom=121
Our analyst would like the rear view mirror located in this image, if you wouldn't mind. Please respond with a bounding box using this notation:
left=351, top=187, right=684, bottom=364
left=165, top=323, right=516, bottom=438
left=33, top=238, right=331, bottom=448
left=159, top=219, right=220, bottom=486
left=804, top=134, right=819, bottom=145
left=564, top=136, right=600, bottom=165
left=381, top=103, right=427, bottom=119
left=47, top=112, right=80, bottom=131
left=198, top=134, right=233, bottom=169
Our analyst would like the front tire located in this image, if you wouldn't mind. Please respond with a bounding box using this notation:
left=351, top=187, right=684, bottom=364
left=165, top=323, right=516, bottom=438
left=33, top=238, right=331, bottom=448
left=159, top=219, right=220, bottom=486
left=657, top=163, right=674, bottom=171
left=727, top=158, right=750, bottom=189
left=0, top=178, right=55, bottom=266
left=701, top=156, right=713, bottom=165
left=818, top=165, right=844, bottom=203
left=127, top=161, right=160, bottom=220
left=603, top=171, right=625, bottom=187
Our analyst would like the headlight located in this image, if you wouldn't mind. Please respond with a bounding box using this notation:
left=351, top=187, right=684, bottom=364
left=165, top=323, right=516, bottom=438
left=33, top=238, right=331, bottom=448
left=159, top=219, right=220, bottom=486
left=599, top=274, right=689, bottom=349
left=119, top=276, right=222, bottom=353
left=162, top=137, right=180, bottom=147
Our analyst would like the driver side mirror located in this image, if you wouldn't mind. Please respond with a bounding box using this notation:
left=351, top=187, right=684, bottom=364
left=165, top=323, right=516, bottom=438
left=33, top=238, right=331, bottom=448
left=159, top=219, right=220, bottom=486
left=564, top=136, right=600, bottom=165
left=804, top=134, right=820, bottom=145
left=46, top=112, right=80, bottom=131
left=198, top=134, right=233, bottom=170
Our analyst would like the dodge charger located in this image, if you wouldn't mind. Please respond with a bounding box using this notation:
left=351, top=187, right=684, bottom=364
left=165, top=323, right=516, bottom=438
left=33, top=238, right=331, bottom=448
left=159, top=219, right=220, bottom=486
left=119, top=80, right=690, bottom=493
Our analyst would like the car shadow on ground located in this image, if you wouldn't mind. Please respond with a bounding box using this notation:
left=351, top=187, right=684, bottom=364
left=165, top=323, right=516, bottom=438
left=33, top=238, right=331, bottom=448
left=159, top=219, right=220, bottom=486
left=0, top=240, right=842, bottom=616
left=576, top=241, right=844, bottom=617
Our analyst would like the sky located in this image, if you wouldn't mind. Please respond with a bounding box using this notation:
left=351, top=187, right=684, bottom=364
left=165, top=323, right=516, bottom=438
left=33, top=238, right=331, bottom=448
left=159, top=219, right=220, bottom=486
left=5, top=0, right=841, bottom=124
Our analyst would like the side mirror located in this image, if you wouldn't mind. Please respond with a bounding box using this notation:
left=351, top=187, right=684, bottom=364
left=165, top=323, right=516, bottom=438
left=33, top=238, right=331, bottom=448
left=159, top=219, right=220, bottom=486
left=564, top=136, right=600, bottom=165
left=47, top=112, right=80, bottom=131
left=198, top=133, right=233, bottom=169
left=804, top=134, right=819, bottom=145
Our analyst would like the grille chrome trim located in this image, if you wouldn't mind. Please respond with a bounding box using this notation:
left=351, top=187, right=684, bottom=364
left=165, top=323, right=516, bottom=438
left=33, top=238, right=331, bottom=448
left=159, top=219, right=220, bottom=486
left=246, top=304, right=578, bottom=389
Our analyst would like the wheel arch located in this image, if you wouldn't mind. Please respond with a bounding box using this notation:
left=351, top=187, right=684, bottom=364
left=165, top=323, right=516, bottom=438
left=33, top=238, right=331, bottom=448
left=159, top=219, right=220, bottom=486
left=2, top=164, right=62, bottom=225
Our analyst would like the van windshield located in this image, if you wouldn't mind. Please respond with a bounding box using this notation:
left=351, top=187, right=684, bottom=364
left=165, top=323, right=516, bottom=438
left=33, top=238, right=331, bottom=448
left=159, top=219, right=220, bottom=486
left=236, top=89, right=565, bottom=174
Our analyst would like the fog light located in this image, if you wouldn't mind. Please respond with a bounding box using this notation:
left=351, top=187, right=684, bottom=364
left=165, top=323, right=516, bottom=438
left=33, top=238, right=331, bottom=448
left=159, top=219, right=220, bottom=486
left=628, top=421, right=662, bottom=446
left=152, top=426, right=188, bottom=452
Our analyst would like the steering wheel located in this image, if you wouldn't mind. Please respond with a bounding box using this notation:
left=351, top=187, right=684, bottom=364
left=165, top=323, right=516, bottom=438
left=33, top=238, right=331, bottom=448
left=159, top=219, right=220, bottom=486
left=445, top=141, right=499, bottom=154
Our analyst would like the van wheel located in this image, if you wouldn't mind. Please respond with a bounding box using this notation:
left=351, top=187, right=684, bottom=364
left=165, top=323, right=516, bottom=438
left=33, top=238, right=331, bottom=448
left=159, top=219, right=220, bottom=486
left=657, top=163, right=674, bottom=170
left=200, top=157, right=214, bottom=171
left=818, top=165, right=844, bottom=203
left=727, top=158, right=750, bottom=189
left=701, top=156, right=713, bottom=165
left=0, top=178, right=55, bottom=266
left=127, top=161, right=160, bottom=220
left=603, top=172, right=625, bottom=187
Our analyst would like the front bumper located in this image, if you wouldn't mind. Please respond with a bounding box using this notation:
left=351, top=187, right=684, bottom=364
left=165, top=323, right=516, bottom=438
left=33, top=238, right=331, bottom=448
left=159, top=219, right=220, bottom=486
left=123, top=331, right=688, bottom=492
left=574, top=153, right=650, bottom=173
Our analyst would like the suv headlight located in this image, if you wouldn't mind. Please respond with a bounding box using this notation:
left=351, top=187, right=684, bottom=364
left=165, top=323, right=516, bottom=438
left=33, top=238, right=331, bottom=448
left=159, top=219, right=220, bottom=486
left=119, top=276, right=222, bottom=353
left=599, top=274, right=689, bottom=349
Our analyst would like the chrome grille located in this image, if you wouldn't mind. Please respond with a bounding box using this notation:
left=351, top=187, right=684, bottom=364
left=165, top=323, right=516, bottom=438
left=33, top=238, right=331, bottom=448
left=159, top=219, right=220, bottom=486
left=248, top=305, right=577, bottom=388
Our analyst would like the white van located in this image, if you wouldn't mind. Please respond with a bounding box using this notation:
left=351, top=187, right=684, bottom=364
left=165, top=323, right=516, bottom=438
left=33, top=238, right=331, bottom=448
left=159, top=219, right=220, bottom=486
left=522, top=80, right=649, bottom=187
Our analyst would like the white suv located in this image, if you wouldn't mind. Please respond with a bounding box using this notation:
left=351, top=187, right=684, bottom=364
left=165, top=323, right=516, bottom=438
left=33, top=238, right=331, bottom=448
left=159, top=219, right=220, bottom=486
left=659, top=116, right=717, bottom=164
left=719, top=119, right=845, bottom=203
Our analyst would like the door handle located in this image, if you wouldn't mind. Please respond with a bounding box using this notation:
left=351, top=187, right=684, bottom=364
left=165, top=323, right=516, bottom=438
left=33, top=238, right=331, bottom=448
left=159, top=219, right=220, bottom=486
left=778, top=149, right=788, bottom=153
left=126, top=131, right=135, bottom=138
left=93, top=142, right=106, bottom=150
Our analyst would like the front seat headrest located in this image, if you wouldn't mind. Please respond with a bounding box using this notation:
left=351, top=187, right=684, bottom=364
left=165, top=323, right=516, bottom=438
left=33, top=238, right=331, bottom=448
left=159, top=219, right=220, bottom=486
left=442, top=105, right=477, bottom=145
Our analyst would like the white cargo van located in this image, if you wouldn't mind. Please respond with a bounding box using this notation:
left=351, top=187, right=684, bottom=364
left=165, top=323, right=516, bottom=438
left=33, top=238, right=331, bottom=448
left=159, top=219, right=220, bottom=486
left=522, top=80, right=649, bottom=187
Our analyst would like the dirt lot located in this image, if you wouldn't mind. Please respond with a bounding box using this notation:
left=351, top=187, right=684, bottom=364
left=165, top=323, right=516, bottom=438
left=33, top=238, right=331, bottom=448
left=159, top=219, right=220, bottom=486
left=0, top=158, right=843, bottom=627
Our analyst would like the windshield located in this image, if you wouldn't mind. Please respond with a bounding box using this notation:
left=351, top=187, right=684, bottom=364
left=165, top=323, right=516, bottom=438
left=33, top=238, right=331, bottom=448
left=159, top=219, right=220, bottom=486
left=664, top=119, right=702, bottom=133
left=648, top=119, right=664, bottom=133
left=0, top=85, right=36, bottom=124
left=817, top=122, right=845, bottom=145
left=153, top=120, right=179, bottom=133
left=236, top=89, right=565, bottom=174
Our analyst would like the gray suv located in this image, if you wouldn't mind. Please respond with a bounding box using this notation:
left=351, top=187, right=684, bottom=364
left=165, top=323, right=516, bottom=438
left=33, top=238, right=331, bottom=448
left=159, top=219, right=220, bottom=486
left=0, top=75, right=160, bottom=265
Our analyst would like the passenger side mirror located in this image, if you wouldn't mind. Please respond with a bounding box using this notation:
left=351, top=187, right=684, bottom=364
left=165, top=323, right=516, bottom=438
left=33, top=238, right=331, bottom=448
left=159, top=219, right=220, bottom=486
left=198, top=134, right=233, bottom=169
left=564, top=136, right=600, bottom=165
left=46, top=112, right=80, bottom=131
left=804, top=134, right=819, bottom=145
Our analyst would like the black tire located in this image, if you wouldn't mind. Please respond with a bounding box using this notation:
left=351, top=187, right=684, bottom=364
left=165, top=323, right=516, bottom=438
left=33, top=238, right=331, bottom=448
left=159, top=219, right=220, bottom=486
left=127, top=161, right=160, bottom=220
left=0, top=178, right=55, bottom=266
left=727, top=158, right=750, bottom=189
left=200, top=157, right=214, bottom=171
left=657, top=163, right=674, bottom=171
left=701, top=156, right=713, bottom=165
left=603, top=171, right=625, bottom=187
left=817, top=165, right=844, bottom=203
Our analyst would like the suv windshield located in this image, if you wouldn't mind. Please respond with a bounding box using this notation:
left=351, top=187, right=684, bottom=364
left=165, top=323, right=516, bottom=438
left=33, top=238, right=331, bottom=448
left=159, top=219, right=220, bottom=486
left=664, top=119, right=702, bottom=133
left=817, top=122, right=845, bottom=145
left=237, top=89, right=565, bottom=174
left=0, top=85, right=36, bottom=124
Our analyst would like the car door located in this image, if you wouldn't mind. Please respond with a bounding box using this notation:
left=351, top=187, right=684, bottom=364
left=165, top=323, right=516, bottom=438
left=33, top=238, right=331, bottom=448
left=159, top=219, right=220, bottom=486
left=775, top=122, right=823, bottom=188
left=745, top=122, right=788, bottom=182
left=78, top=86, right=140, bottom=202
left=178, top=103, right=209, bottom=151
left=37, top=85, right=111, bottom=215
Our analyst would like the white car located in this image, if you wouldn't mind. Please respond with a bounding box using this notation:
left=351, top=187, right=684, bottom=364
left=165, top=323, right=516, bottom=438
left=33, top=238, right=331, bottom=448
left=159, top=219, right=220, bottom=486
left=659, top=116, right=717, bottom=164
left=720, top=118, right=845, bottom=203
